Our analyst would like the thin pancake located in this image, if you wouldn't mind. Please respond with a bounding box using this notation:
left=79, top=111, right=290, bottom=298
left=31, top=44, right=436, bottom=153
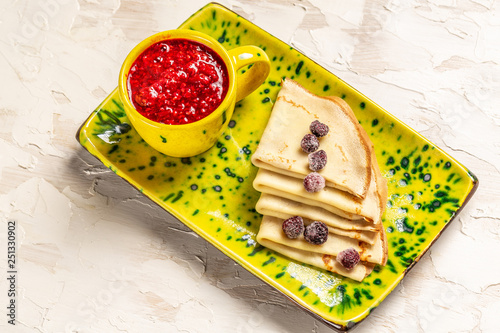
left=257, top=232, right=374, bottom=282
left=256, top=194, right=378, bottom=244
left=253, top=167, right=382, bottom=222
left=251, top=79, right=372, bottom=199
left=255, top=193, right=378, bottom=231
left=257, top=215, right=386, bottom=265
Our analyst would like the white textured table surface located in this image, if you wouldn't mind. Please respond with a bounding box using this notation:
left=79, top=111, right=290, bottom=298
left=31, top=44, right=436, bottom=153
left=1, top=0, right=499, bottom=332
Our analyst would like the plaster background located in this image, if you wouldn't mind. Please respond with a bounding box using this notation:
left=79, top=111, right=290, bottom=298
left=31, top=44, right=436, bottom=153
left=0, top=0, right=499, bottom=332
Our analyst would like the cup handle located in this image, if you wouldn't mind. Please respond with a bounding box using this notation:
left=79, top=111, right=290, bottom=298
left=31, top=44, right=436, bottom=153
left=228, top=46, right=271, bottom=102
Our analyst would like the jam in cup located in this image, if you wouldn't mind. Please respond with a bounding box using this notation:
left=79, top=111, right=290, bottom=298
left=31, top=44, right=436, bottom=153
left=118, top=29, right=271, bottom=157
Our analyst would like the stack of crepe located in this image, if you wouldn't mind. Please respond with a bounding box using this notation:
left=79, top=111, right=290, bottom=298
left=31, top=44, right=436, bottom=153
left=251, top=79, right=388, bottom=282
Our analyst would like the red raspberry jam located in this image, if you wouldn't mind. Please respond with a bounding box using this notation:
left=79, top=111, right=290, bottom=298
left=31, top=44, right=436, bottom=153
left=127, top=39, right=229, bottom=125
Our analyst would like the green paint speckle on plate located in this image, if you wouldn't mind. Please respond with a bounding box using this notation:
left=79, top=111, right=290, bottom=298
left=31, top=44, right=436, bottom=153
left=76, top=3, right=478, bottom=331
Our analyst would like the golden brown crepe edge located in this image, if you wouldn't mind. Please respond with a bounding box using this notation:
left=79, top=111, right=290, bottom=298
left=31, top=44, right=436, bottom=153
left=325, top=95, right=374, bottom=200
left=371, top=152, right=389, bottom=266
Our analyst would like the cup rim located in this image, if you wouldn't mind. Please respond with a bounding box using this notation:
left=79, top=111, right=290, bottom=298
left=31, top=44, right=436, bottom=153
left=118, top=29, right=237, bottom=129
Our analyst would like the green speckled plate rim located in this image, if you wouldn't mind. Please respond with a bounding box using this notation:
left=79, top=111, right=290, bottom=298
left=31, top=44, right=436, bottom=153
left=76, top=2, right=478, bottom=331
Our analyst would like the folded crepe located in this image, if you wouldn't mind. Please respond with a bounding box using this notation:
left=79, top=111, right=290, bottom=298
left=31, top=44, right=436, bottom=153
left=256, top=193, right=378, bottom=244
left=257, top=216, right=387, bottom=265
left=258, top=236, right=375, bottom=282
left=256, top=216, right=382, bottom=282
left=251, top=79, right=373, bottom=199
left=253, top=167, right=381, bottom=222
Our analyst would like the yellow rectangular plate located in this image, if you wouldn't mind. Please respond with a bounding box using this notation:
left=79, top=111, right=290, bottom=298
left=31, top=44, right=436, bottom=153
left=76, top=3, right=478, bottom=331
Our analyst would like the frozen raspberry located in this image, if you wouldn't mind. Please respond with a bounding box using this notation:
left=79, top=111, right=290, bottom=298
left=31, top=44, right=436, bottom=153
left=282, top=216, right=305, bottom=239
left=300, top=134, right=319, bottom=153
left=310, top=120, right=329, bottom=137
left=336, top=248, right=360, bottom=270
left=308, top=149, right=327, bottom=171
left=304, top=221, right=328, bottom=245
left=303, top=172, right=325, bottom=192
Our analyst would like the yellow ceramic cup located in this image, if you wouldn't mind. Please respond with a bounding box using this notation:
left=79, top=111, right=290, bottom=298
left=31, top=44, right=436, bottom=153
left=118, top=29, right=270, bottom=157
